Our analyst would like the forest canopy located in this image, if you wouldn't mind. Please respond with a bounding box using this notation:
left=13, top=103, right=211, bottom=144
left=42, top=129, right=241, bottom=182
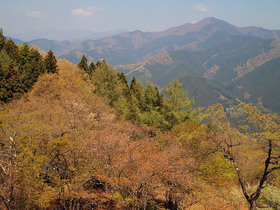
left=0, top=31, right=279, bottom=209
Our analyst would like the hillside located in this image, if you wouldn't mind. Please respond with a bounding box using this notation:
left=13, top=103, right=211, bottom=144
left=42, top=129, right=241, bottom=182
left=25, top=17, right=277, bottom=112
left=0, top=60, right=246, bottom=209
left=1, top=59, right=279, bottom=209
left=9, top=17, right=279, bottom=112
left=117, top=36, right=280, bottom=111
left=4, top=17, right=280, bottom=113
left=1, top=33, right=280, bottom=208
left=226, top=57, right=280, bottom=113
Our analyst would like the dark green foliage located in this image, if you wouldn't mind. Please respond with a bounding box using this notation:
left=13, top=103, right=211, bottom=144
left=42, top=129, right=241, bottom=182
left=88, top=61, right=95, bottom=76
left=92, top=61, right=123, bottom=104
left=0, top=62, right=24, bottom=102
left=3, top=39, right=20, bottom=62
left=95, top=60, right=102, bottom=67
left=161, top=79, right=196, bottom=129
left=91, top=64, right=197, bottom=130
left=119, top=72, right=130, bottom=99
left=0, top=50, right=10, bottom=73
left=130, top=76, right=144, bottom=102
left=21, top=48, right=45, bottom=90
left=78, top=55, right=88, bottom=72
left=178, top=75, right=233, bottom=107
left=0, top=28, right=6, bottom=50
left=226, top=57, right=280, bottom=113
left=0, top=31, right=58, bottom=102
left=44, top=49, right=58, bottom=74
left=143, top=81, right=160, bottom=110
left=78, top=55, right=95, bottom=76
left=19, top=43, right=31, bottom=69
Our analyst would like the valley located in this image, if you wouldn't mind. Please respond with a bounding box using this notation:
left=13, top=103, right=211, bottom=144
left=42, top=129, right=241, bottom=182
left=1, top=15, right=280, bottom=209
left=17, top=17, right=280, bottom=113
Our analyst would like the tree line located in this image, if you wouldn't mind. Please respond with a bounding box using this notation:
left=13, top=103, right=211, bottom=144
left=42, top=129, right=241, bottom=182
left=78, top=55, right=197, bottom=131
left=77, top=54, right=280, bottom=209
left=0, top=30, right=279, bottom=209
left=0, top=29, right=58, bottom=103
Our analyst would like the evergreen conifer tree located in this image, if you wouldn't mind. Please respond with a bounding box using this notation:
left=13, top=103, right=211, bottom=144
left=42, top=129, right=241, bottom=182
left=154, top=86, right=163, bottom=108
left=95, top=60, right=102, bottom=67
left=88, top=61, right=95, bottom=76
left=162, top=79, right=195, bottom=129
left=0, top=28, right=6, bottom=50
left=19, top=43, right=30, bottom=72
left=119, top=72, right=130, bottom=99
left=0, top=62, right=24, bottom=102
left=20, top=48, right=44, bottom=90
left=44, top=49, right=58, bottom=74
left=78, top=55, right=88, bottom=72
left=130, top=76, right=144, bottom=104
left=3, top=39, right=20, bottom=62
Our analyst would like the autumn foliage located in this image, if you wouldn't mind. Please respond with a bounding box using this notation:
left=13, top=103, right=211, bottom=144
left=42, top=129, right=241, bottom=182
left=0, top=32, right=279, bottom=209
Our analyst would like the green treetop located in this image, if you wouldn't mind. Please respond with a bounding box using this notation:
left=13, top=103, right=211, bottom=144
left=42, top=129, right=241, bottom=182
left=0, top=28, right=6, bottom=50
left=162, top=79, right=196, bottom=129
left=44, top=49, right=58, bottom=74
left=78, top=55, right=88, bottom=72
left=0, top=62, right=24, bottom=102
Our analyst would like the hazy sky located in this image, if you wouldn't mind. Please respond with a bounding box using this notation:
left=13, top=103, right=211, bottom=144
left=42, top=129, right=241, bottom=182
left=1, top=0, right=280, bottom=39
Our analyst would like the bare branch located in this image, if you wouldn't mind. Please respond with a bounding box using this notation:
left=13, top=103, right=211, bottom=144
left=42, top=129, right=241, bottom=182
left=257, top=204, right=280, bottom=208
left=0, top=163, right=7, bottom=175
left=0, top=194, right=9, bottom=210
left=9, top=136, right=14, bottom=143
left=267, top=166, right=280, bottom=175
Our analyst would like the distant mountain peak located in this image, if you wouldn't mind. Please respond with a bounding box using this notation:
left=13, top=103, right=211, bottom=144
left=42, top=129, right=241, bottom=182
left=195, top=17, right=238, bottom=30
left=163, top=17, right=236, bottom=36
left=131, top=30, right=143, bottom=34
left=199, top=17, right=224, bottom=24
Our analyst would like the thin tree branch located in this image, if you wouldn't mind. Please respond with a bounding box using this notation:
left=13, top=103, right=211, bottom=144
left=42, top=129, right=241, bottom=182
left=0, top=194, right=9, bottom=210
left=0, top=163, right=7, bottom=175
left=257, top=204, right=280, bottom=208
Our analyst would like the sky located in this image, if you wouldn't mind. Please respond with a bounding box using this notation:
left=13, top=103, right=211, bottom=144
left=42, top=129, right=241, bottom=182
left=1, top=0, right=280, bottom=41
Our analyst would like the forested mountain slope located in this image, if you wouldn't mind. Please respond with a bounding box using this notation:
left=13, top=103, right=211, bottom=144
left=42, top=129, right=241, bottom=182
left=118, top=36, right=280, bottom=112
left=0, top=31, right=279, bottom=208
left=57, top=17, right=280, bottom=65
left=1, top=59, right=279, bottom=210
left=0, top=59, right=241, bottom=209
left=226, top=57, right=280, bottom=113
left=8, top=18, right=280, bottom=112
left=13, top=17, right=279, bottom=67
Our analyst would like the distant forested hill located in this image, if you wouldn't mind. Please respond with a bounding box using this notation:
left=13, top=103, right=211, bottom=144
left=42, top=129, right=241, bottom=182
left=225, top=57, right=280, bottom=113
left=11, top=17, right=280, bottom=112
left=118, top=36, right=280, bottom=112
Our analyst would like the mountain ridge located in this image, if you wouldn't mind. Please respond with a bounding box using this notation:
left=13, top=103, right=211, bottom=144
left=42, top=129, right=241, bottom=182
left=6, top=17, right=279, bottom=66
left=6, top=17, right=280, bottom=112
left=58, top=17, right=280, bottom=65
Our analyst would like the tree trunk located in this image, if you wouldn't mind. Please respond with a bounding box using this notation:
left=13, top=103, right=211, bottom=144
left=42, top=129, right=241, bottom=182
left=249, top=200, right=257, bottom=210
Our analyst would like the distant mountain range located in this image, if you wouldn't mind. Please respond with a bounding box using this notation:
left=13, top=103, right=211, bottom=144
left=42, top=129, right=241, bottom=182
left=7, top=29, right=128, bottom=42
left=56, top=17, right=280, bottom=64
left=8, top=17, right=280, bottom=113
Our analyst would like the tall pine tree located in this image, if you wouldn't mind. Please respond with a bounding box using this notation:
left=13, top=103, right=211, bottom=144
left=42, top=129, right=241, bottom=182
left=88, top=61, right=95, bottom=76
left=3, top=39, right=20, bottom=63
left=44, top=49, right=58, bottom=74
left=0, top=28, right=6, bottom=50
left=78, top=55, right=88, bottom=72
left=0, top=62, right=24, bottom=102
left=119, top=72, right=130, bottom=99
